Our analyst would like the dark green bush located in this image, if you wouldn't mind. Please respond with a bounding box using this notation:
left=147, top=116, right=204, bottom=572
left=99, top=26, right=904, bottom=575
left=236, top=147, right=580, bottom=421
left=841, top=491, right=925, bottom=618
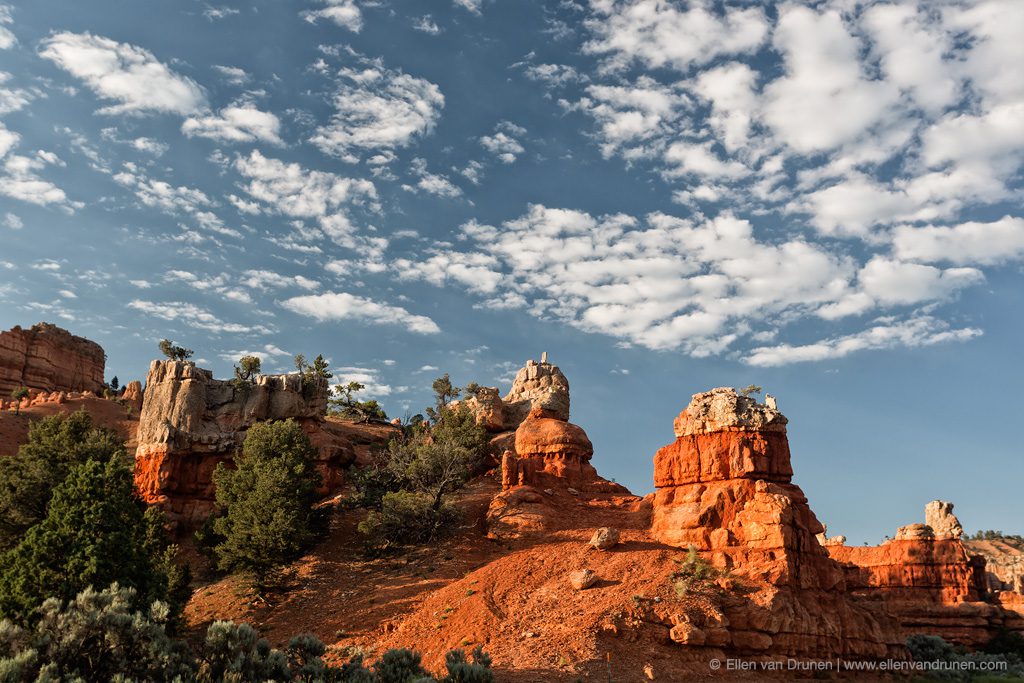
left=358, top=491, right=461, bottom=550
left=211, top=419, right=325, bottom=588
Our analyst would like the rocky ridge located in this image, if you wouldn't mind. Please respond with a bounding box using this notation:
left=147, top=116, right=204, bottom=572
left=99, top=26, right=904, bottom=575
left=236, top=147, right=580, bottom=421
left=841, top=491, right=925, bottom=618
left=827, top=501, right=1023, bottom=646
left=0, top=323, right=105, bottom=396
left=133, top=359, right=397, bottom=529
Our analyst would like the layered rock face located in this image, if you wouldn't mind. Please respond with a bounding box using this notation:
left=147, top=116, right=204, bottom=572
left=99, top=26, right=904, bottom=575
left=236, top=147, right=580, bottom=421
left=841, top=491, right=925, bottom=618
left=134, top=360, right=369, bottom=528
left=649, top=388, right=905, bottom=659
left=0, top=323, right=105, bottom=395
left=828, top=501, right=1024, bottom=646
left=486, top=360, right=631, bottom=539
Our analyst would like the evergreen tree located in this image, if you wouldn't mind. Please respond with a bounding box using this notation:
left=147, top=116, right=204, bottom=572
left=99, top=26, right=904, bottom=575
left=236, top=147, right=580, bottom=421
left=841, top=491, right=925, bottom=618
left=234, top=355, right=262, bottom=383
left=110, top=375, right=120, bottom=392
left=212, top=420, right=324, bottom=588
left=158, top=339, right=193, bottom=361
left=329, top=381, right=388, bottom=422
left=0, top=410, right=126, bottom=551
left=0, top=456, right=183, bottom=624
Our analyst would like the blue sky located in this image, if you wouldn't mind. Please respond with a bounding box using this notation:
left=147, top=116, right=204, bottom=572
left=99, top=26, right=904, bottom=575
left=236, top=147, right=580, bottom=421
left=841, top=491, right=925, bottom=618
left=1, top=0, right=1022, bottom=544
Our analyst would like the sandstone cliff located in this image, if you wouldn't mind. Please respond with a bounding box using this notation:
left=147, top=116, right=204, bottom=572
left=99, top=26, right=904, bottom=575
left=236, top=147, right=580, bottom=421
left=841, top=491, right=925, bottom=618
left=484, top=359, right=631, bottom=539
left=648, top=387, right=905, bottom=659
left=134, top=359, right=396, bottom=529
left=827, top=501, right=1024, bottom=646
left=0, top=323, right=105, bottom=396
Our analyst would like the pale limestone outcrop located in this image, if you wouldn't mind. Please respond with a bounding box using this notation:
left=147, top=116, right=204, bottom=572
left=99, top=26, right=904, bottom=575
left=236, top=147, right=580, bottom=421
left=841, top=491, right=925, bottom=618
left=502, top=359, right=569, bottom=425
left=0, top=323, right=105, bottom=395
left=672, top=387, right=787, bottom=437
left=926, top=500, right=964, bottom=540
left=134, top=360, right=367, bottom=529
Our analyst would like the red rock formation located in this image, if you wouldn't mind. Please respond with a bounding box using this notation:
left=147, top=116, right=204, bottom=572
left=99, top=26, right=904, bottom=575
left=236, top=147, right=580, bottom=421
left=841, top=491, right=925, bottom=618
left=826, top=501, right=1024, bottom=646
left=134, top=360, right=396, bottom=529
left=0, top=323, right=105, bottom=395
left=649, top=387, right=905, bottom=659
left=121, top=380, right=144, bottom=414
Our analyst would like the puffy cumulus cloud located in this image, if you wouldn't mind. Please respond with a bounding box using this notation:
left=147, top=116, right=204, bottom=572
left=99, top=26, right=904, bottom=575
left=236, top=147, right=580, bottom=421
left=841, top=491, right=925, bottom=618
left=38, top=32, right=206, bottom=115
left=281, top=291, right=440, bottom=334
left=303, top=0, right=363, bottom=31
left=480, top=121, right=526, bottom=164
left=240, top=269, right=320, bottom=291
left=234, top=150, right=378, bottom=248
left=567, top=0, right=1024, bottom=253
left=855, top=257, right=982, bottom=306
left=374, top=203, right=996, bottom=363
left=310, top=60, right=444, bottom=161
left=518, top=63, right=584, bottom=88
left=893, top=216, right=1024, bottom=266
left=745, top=316, right=982, bottom=367
left=762, top=6, right=900, bottom=155
left=566, top=77, right=689, bottom=158
left=0, top=150, right=77, bottom=211
left=212, top=65, right=249, bottom=85
left=182, top=104, right=284, bottom=145
left=391, top=251, right=502, bottom=294
left=127, top=299, right=272, bottom=335
left=402, top=157, right=461, bottom=198
left=583, top=0, right=768, bottom=72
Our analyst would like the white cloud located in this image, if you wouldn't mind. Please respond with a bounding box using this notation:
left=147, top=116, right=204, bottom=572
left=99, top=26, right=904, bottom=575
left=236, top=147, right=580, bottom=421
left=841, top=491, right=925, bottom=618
left=234, top=151, right=378, bottom=250
left=302, top=0, right=363, bottom=31
left=519, top=63, right=583, bottom=88
left=3, top=212, right=21, bottom=229
left=453, top=0, right=481, bottom=15
left=310, top=61, right=444, bottom=160
left=182, top=104, right=284, bottom=145
left=128, top=299, right=272, bottom=334
left=746, top=316, right=982, bottom=367
left=0, top=5, right=15, bottom=50
left=281, top=291, right=441, bottom=334
left=863, top=3, right=957, bottom=114
left=412, top=15, right=441, bottom=35
left=203, top=5, right=240, bottom=21
left=856, top=256, right=982, bottom=306
left=762, top=6, right=900, bottom=154
left=131, top=137, right=169, bottom=156
left=0, top=153, right=75, bottom=209
left=240, top=269, right=320, bottom=291
left=480, top=121, right=525, bottom=164
left=404, top=157, right=461, bottom=198
left=212, top=65, right=250, bottom=85
left=893, top=216, right=1024, bottom=266
left=583, top=1, right=768, bottom=72
left=39, top=32, right=206, bottom=115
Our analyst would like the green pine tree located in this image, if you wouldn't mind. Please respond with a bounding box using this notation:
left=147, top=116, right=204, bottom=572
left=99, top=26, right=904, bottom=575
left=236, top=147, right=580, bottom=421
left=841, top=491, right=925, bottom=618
left=0, top=410, right=126, bottom=552
left=0, top=456, right=183, bottom=624
left=211, top=419, right=324, bottom=588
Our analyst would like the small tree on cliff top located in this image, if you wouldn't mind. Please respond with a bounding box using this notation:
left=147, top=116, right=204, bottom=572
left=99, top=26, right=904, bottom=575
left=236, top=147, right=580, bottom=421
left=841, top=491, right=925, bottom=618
left=234, top=355, right=262, bottom=383
left=426, top=373, right=460, bottom=423
left=329, top=381, right=388, bottom=422
left=212, top=419, right=324, bottom=588
left=158, top=339, right=193, bottom=361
